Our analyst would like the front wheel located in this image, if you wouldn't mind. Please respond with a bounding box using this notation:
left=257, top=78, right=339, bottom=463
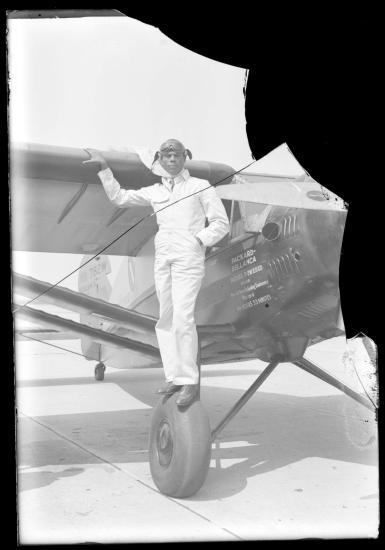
left=149, top=393, right=211, bottom=498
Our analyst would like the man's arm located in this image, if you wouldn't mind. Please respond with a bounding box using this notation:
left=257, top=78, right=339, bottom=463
left=195, top=181, right=230, bottom=247
left=83, top=148, right=152, bottom=208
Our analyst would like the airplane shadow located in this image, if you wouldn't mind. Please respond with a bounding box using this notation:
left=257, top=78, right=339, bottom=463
left=18, top=467, right=84, bottom=492
left=17, top=366, right=378, bottom=499
left=191, top=389, right=377, bottom=501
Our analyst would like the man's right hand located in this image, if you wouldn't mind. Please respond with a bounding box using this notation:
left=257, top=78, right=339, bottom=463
left=82, top=148, right=108, bottom=171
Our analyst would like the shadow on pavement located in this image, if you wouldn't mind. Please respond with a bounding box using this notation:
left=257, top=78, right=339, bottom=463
left=17, top=365, right=378, bottom=499
left=18, top=466, right=84, bottom=492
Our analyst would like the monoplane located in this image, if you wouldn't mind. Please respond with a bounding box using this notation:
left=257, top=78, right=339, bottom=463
left=11, top=143, right=375, bottom=497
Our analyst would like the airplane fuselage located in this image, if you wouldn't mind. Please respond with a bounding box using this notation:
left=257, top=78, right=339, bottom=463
left=80, top=203, right=346, bottom=367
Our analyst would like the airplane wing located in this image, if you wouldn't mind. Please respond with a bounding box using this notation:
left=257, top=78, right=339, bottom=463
left=10, top=143, right=235, bottom=256
left=11, top=142, right=348, bottom=368
left=216, top=173, right=347, bottom=211
left=13, top=272, right=158, bottom=335
left=14, top=325, right=76, bottom=342
left=13, top=271, right=236, bottom=351
left=11, top=142, right=346, bottom=258
left=14, top=300, right=162, bottom=358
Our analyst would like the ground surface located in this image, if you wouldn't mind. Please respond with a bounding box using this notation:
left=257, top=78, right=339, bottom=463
left=15, top=336, right=378, bottom=543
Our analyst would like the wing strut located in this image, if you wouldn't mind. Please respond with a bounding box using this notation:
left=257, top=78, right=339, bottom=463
left=293, top=357, right=376, bottom=410
left=14, top=303, right=161, bottom=358
left=210, top=354, right=375, bottom=442
left=13, top=272, right=236, bottom=338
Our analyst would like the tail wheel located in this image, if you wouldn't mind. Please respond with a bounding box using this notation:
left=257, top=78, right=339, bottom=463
left=149, top=393, right=211, bottom=498
left=94, top=362, right=106, bottom=381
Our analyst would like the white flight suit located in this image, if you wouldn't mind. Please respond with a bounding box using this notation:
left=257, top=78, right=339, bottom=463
left=97, top=166, right=230, bottom=384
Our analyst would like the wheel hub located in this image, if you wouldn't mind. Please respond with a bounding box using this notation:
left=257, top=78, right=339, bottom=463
left=157, top=419, right=173, bottom=467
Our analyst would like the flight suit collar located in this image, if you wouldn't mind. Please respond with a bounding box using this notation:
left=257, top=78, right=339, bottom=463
left=161, top=168, right=190, bottom=191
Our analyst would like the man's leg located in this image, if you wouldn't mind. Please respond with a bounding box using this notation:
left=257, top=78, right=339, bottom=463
left=154, top=254, right=178, bottom=383
left=171, top=256, right=205, bottom=386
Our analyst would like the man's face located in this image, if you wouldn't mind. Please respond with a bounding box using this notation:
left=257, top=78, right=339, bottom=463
left=159, top=151, right=186, bottom=176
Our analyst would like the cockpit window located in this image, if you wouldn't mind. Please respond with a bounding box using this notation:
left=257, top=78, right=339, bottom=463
left=222, top=199, right=272, bottom=240
left=209, top=198, right=272, bottom=255
left=229, top=200, right=244, bottom=239
left=239, top=202, right=272, bottom=233
left=221, top=199, right=243, bottom=240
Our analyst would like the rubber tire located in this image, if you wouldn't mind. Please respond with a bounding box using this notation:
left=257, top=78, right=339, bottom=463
left=149, top=392, right=211, bottom=498
left=94, top=363, right=105, bottom=381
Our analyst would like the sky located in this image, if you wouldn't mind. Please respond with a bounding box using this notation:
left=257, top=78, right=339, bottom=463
left=8, top=16, right=253, bottom=167
left=9, top=14, right=304, bottom=286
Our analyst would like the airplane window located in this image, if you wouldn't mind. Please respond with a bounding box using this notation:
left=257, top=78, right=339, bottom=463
left=239, top=202, right=271, bottom=234
left=216, top=200, right=272, bottom=246
left=214, top=199, right=245, bottom=243
left=207, top=199, right=272, bottom=257
left=206, top=199, right=238, bottom=252
left=229, top=200, right=244, bottom=239
left=222, top=198, right=232, bottom=219
left=209, top=199, right=271, bottom=253
left=221, top=199, right=244, bottom=241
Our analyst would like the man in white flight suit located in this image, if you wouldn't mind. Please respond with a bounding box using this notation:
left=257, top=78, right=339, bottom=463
left=83, top=139, right=229, bottom=407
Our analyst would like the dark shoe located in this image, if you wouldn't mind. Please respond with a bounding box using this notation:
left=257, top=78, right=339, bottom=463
left=156, top=381, right=180, bottom=395
left=176, top=384, right=199, bottom=408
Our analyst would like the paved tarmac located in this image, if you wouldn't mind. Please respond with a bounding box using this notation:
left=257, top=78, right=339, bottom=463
left=15, top=336, right=378, bottom=543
